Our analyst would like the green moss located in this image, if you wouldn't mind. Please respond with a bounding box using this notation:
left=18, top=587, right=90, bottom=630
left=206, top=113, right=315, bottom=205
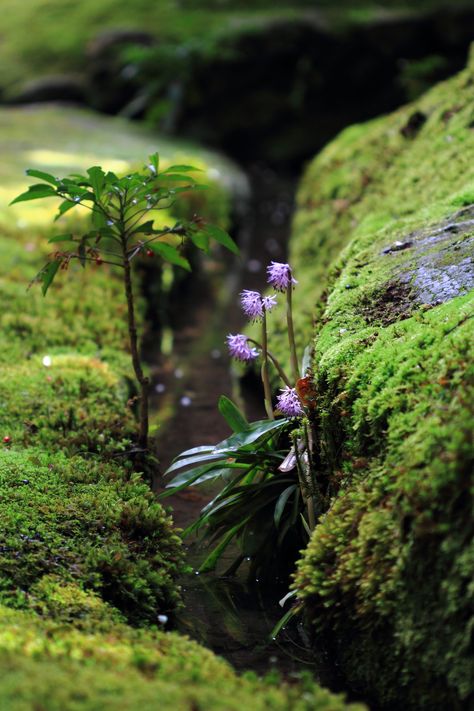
left=0, top=449, right=184, bottom=622
left=290, top=49, right=474, bottom=708
left=0, top=356, right=135, bottom=451
left=0, top=605, right=364, bottom=711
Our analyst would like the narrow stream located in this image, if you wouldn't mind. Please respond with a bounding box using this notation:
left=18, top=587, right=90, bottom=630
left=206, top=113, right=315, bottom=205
left=148, top=164, right=318, bottom=677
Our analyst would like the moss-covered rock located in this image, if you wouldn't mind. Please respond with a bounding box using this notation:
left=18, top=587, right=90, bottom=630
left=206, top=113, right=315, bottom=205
left=291, top=47, right=474, bottom=709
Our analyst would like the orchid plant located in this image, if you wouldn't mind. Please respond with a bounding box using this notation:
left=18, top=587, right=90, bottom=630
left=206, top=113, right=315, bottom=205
left=163, top=261, right=318, bottom=579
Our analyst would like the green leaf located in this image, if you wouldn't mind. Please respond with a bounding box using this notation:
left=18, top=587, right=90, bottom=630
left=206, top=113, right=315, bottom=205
left=87, top=166, right=105, bottom=199
left=91, top=205, right=108, bottom=229
left=161, top=464, right=225, bottom=496
left=274, top=485, right=297, bottom=527
left=40, top=260, right=61, bottom=296
left=161, top=173, right=197, bottom=184
left=10, top=184, right=57, bottom=205
left=218, top=396, right=248, bottom=433
left=161, top=164, right=200, bottom=173
left=150, top=243, right=191, bottom=271
left=205, top=224, right=239, bottom=255
left=104, top=171, right=119, bottom=184
left=54, top=200, right=77, bottom=221
left=190, top=231, right=210, bottom=252
left=270, top=605, right=301, bottom=640
left=165, top=451, right=227, bottom=476
left=48, top=234, right=75, bottom=244
left=300, top=513, right=312, bottom=538
left=174, top=445, right=216, bottom=459
left=215, top=418, right=289, bottom=452
left=199, top=520, right=249, bottom=573
left=25, top=169, right=58, bottom=186
left=131, top=220, right=155, bottom=236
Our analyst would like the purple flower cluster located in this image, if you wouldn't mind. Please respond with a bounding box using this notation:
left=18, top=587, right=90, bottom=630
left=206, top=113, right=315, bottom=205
left=226, top=334, right=258, bottom=362
left=276, top=386, right=303, bottom=417
left=240, top=290, right=277, bottom=321
left=266, top=262, right=297, bottom=292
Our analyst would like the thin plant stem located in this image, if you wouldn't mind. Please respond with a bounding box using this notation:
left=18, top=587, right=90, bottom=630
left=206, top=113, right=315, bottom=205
left=122, top=242, right=149, bottom=450
left=261, top=312, right=274, bottom=420
left=247, top=338, right=292, bottom=387
left=286, top=284, right=299, bottom=383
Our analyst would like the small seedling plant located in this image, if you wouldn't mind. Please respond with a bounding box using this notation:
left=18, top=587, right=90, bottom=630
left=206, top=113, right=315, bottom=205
left=11, top=155, right=238, bottom=451
left=163, top=262, right=319, bottom=581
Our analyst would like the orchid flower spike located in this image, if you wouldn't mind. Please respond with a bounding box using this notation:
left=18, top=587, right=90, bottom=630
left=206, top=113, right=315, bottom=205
left=266, top=262, right=297, bottom=292
left=226, top=334, right=259, bottom=362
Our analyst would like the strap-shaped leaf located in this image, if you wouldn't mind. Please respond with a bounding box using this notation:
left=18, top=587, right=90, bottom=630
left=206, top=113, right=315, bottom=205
left=274, top=485, right=297, bottom=527
left=198, top=519, right=249, bottom=573
left=165, top=450, right=230, bottom=475
left=218, top=395, right=248, bottom=433
left=214, top=418, right=289, bottom=452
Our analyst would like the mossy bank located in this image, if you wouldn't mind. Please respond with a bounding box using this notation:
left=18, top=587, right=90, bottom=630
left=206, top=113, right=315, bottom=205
left=289, top=45, right=474, bottom=709
left=0, top=106, right=359, bottom=709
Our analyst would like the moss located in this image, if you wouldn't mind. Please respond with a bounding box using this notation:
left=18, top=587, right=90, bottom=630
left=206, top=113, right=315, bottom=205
left=0, top=449, right=184, bottom=622
left=290, top=50, right=474, bottom=708
left=0, top=356, right=136, bottom=451
left=0, top=605, right=364, bottom=711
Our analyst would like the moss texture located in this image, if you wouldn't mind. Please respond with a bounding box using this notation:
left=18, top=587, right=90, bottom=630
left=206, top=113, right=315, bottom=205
left=0, top=107, right=359, bottom=709
left=291, top=47, right=474, bottom=709
left=0, top=604, right=365, bottom=711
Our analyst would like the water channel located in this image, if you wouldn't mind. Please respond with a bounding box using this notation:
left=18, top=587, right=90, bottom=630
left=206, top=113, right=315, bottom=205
left=147, top=163, right=320, bottom=679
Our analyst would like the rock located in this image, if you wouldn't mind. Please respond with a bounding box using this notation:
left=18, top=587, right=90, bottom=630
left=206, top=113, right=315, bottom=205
left=289, top=48, right=474, bottom=710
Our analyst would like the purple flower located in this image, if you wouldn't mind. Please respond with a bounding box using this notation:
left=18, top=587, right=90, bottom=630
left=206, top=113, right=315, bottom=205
left=262, top=294, right=277, bottom=313
left=240, top=290, right=264, bottom=320
left=266, top=262, right=297, bottom=292
left=276, top=386, right=303, bottom=417
left=227, top=334, right=259, bottom=362
left=240, top=290, right=278, bottom=320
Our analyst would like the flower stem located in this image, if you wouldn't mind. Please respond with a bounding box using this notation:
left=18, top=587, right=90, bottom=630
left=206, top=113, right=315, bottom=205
left=286, top=285, right=299, bottom=383
left=248, top=338, right=292, bottom=387
left=261, top=313, right=274, bottom=420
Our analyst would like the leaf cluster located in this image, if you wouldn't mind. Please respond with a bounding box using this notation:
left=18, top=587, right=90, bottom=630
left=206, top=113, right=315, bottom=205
left=11, top=155, right=238, bottom=295
left=162, top=397, right=307, bottom=580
